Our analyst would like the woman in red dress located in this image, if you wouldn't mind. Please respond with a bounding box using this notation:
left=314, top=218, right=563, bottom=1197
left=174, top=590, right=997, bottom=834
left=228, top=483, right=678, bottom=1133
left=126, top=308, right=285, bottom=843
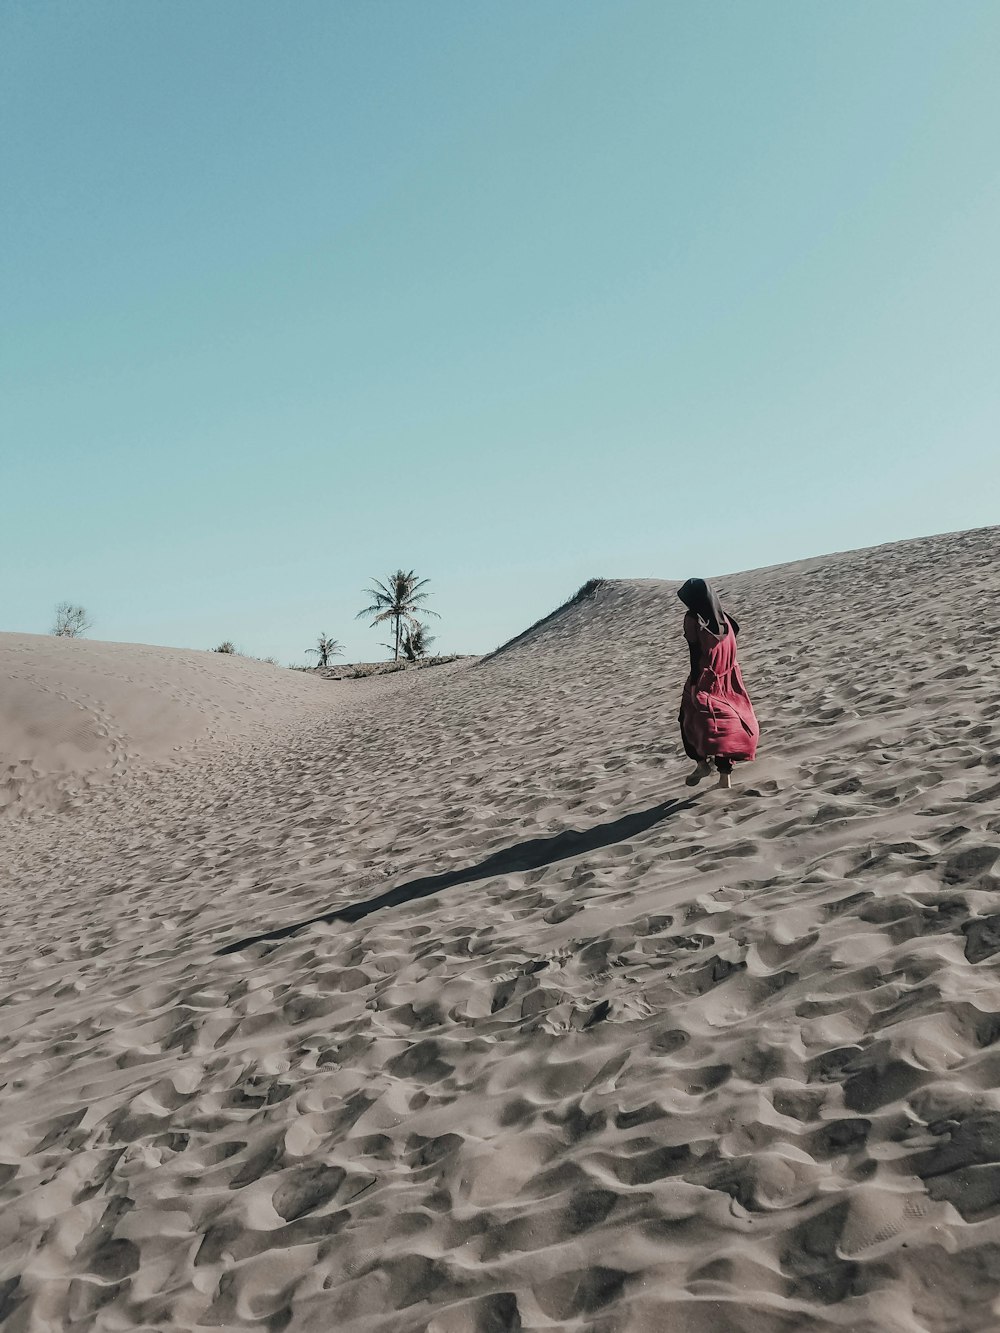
left=677, top=578, right=759, bottom=789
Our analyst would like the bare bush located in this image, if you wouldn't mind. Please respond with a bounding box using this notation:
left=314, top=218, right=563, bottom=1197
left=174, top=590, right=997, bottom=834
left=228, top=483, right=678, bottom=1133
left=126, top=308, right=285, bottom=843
left=52, top=602, right=92, bottom=638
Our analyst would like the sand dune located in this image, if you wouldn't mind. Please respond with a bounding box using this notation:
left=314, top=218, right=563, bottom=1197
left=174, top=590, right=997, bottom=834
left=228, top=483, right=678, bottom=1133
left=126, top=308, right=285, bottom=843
left=2, top=525, right=1000, bottom=1331
left=0, top=636, right=328, bottom=815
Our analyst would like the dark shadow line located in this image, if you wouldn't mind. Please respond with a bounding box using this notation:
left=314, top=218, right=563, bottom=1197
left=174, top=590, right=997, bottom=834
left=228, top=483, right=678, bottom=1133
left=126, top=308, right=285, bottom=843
left=216, top=795, right=697, bottom=956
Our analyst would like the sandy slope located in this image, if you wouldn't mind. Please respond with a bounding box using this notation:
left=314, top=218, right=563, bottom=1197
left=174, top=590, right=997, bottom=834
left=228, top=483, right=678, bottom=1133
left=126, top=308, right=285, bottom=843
left=0, top=636, right=330, bottom=816
left=2, top=525, right=1000, bottom=1332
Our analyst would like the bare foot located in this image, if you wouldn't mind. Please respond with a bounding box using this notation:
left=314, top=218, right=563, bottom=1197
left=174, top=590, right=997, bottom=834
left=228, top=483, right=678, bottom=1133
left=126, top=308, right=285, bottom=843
left=686, top=761, right=713, bottom=787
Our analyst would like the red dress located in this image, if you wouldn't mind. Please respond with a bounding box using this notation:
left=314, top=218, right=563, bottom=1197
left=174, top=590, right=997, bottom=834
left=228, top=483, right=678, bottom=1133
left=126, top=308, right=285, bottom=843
left=679, top=612, right=759, bottom=762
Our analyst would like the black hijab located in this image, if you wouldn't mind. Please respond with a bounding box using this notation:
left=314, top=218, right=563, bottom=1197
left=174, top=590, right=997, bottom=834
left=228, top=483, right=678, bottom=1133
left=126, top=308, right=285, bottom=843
left=677, top=578, right=739, bottom=637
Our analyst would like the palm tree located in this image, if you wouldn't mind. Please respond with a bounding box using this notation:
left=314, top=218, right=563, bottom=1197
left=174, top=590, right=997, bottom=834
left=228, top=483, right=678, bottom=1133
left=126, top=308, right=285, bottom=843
left=305, top=633, right=344, bottom=668
left=401, top=622, right=435, bottom=661
left=357, top=569, right=440, bottom=660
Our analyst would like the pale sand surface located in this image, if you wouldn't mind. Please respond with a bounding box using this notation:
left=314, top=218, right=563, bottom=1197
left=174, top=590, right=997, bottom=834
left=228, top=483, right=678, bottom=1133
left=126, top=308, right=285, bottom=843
left=2, top=525, right=1000, bottom=1331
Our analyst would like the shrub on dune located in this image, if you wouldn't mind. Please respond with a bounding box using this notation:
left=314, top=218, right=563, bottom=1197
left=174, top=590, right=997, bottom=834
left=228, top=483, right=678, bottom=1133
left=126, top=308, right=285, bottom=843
left=51, top=602, right=92, bottom=638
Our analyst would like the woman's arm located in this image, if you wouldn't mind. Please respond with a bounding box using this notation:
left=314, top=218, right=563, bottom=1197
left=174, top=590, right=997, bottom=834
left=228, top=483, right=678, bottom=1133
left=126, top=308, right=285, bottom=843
left=684, top=614, right=700, bottom=679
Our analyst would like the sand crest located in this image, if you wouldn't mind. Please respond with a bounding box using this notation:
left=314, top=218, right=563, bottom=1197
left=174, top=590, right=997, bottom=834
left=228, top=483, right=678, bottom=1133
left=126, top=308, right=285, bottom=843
left=2, top=525, right=1000, bottom=1331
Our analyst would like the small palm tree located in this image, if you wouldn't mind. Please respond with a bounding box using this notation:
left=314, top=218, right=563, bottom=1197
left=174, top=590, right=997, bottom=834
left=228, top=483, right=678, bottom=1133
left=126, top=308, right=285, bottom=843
left=305, top=633, right=344, bottom=668
left=402, top=622, right=435, bottom=661
left=357, top=569, right=439, bottom=660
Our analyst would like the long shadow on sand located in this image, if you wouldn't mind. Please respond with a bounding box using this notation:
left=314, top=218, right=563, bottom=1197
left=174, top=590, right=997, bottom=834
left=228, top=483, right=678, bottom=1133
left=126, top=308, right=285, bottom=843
left=217, top=795, right=696, bottom=955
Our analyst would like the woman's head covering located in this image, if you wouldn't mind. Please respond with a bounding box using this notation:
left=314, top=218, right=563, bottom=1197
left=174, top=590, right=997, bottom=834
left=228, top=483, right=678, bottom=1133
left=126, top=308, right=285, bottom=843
left=677, top=578, right=737, bottom=636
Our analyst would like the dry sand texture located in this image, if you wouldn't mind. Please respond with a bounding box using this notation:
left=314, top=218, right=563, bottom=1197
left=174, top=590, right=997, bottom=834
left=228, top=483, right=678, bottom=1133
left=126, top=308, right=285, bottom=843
left=2, top=525, right=1000, bottom=1332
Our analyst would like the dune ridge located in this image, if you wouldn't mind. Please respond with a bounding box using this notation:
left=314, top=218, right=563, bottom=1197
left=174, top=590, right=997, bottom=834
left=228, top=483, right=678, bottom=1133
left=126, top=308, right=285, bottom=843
left=2, top=525, right=1000, bottom=1331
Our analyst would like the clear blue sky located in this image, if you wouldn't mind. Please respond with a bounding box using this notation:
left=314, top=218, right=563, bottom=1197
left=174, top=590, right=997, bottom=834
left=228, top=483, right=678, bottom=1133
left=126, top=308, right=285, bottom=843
left=3, top=1, right=998, bottom=663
